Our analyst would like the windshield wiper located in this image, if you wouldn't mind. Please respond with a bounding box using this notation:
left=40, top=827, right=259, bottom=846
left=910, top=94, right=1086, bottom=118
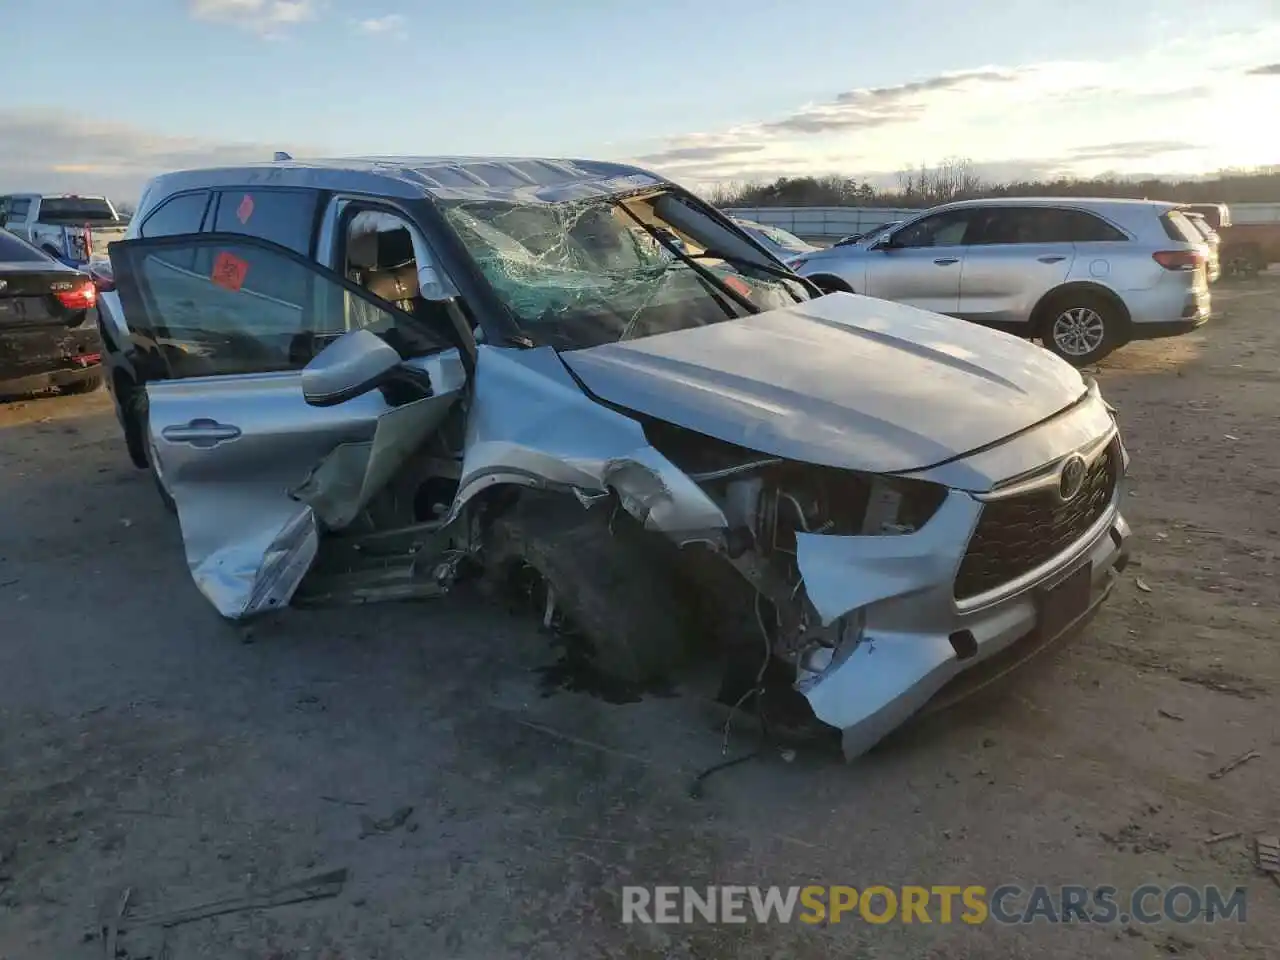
left=684, top=250, right=822, bottom=301
left=609, top=201, right=760, bottom=318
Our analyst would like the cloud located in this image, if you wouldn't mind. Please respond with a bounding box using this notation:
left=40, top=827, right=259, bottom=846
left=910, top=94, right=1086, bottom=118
left=1071, top=140, right=1203, bottom=161
left=1247, top=62, right=1280, bottom=75
left=634, top=143, right=766, bottom=165
left=189, top=0, right=314, bottom=34
left=762, top=69, right=1018, bottom=135
left=357, top=14, right=406, bottom=33
left=0, top=109, right=320, bottom=203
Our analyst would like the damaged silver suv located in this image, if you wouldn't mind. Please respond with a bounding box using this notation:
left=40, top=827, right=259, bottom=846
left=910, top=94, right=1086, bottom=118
left=97, top=156, right=1131, bottom=758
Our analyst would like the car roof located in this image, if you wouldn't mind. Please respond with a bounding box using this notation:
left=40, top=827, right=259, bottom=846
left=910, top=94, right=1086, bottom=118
left=144, top=156, right=671, bottom=205
left=934, top=196, right=1179, bottom=214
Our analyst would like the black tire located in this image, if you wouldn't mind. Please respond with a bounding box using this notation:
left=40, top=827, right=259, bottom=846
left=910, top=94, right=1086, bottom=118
left=1037, top=291, right=1123, bottom=367
left=60, top=369, right=103, bottom=395
left=808, top=274, right=853, bottom=295
left=484, top=493, right=691, bottom=683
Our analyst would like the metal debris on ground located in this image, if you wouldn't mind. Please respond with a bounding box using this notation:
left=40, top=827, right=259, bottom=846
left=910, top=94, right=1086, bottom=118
left=1135, top=578, right=1153, bottom=593
left=1256, top=836, right=1280, bottom=888
left=1208, top=749, right=1260, bottom=780
left=359, top=806, right=414, bottom=837
left=88, top=868, right=347, bottom=938
left=103, top=886, right=132, bottom=960
left=1157, top=709, right=1185, bottom=722
left=1203, top=830, right=1242, bottom=845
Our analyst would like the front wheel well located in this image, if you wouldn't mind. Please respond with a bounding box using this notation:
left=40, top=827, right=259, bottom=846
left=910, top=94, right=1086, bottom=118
left=1030, top=283, right=1131, bottom=337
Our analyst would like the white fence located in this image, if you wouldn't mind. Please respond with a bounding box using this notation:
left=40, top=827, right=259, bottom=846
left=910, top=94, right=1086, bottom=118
left=724, top=202, right=1280, bottom=240
left=724, top=207, right=920, bottom=240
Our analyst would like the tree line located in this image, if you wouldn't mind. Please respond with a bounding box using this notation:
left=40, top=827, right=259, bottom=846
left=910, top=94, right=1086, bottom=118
left=706, top=158, right=1280, bottom=209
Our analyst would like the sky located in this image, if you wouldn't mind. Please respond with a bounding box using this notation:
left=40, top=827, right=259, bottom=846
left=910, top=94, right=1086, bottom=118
left=1, top=0, right=1278, bottom=203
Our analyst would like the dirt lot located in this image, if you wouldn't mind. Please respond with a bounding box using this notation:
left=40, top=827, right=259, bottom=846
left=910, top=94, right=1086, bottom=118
left=2, top=282, right=1278, bottom=959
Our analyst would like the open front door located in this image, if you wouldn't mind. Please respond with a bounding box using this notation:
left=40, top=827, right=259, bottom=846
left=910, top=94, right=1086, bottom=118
left=109, top=233, right=463, bottom=618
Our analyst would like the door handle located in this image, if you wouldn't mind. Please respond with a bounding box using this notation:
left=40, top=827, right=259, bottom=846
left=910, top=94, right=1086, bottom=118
left=933, top=257, right=959, bottom=265
left=161, top=418, right=242, bottom=448
left=1037, top=255, right=1066, bottom=264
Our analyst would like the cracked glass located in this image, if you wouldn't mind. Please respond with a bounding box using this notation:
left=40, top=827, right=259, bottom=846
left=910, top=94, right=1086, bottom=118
left=441, top=191, right=810, bottom=350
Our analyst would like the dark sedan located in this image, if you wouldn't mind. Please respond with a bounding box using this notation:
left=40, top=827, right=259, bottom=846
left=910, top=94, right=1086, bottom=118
left=0, top=231, right=103, bottom=397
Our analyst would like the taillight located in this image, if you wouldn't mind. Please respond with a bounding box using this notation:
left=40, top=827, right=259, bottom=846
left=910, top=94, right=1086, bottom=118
left=55, top=281, right=97, bottom=310
left=1153, top=250, right=1204, bottom=271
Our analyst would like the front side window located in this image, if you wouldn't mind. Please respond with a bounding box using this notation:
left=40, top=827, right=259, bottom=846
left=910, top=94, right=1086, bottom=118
left=890, top=210, right=973, bottom=248
left=110, top=234, right=451, bottom=380
left=2, top=197, right=31, bottom=222
left=439, top=190, right=810, bottom=350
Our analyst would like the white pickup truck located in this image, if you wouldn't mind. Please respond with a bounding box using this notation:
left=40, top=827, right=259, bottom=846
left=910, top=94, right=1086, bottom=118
left=0, top=193, right=128, bottom=266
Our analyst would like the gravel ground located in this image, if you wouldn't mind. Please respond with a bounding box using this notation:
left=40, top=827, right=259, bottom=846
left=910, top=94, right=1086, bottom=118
left=1, top=280, right=1278, bottom=959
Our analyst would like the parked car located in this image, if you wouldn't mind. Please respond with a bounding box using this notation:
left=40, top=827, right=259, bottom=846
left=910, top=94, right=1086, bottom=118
left=728, top=217, right=818, bottom=264
left=1181, top=211, right=1222, bottom=283
left=99, top=156, right=1130, bottom=758
left=1182, top=202, right=1230, bottom=232
left=0, top=193, right=129, bottom=266
left=789, top=198, right=1211, bottom=366
left=0, top=230, right=102, bottom=397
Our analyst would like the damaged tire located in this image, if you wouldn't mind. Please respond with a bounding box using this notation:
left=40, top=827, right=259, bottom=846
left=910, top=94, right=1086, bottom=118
left=484, top=493, right=692, bottom=684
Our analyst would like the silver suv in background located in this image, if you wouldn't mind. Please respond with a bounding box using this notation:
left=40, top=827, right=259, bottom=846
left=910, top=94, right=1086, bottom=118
left=790, top=198, right=1211, bottom=366
left=1181, top=210, right=1222, bottom=283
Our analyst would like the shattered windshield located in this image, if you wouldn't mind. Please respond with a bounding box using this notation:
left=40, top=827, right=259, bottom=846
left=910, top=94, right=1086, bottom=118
left=441, top=190, right=811, bottom=350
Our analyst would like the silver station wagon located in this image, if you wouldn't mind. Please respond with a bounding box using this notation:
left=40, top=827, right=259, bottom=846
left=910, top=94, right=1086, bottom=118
left=97, top=156, right=1132, bottom=758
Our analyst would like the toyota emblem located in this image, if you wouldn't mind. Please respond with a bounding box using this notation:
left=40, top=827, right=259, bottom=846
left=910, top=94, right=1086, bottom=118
left=1058, top=454, right=1088, bottom=501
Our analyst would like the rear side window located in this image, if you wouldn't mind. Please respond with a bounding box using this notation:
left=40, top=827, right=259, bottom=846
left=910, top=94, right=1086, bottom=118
left=209, top=190, right=319, bottom=304
left=211, top=189, right=317, bottom=255
left=140, top=192, right=211, bottom=239
left=0, top=231, right=49, bottom=263
left=1053, top=209, right=1127, bottom=242
left=968, top=207, right=1128, bottom=245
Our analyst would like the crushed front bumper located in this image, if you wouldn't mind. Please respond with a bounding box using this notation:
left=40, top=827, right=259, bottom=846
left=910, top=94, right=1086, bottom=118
left=793, top=476, right=1131, bottom=760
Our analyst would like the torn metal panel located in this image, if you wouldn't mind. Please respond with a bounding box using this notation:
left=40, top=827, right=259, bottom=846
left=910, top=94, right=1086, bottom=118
left=292, top=392, right=459, bottom=530
left=454, top=345, right=726, bottom=536
left=147, top=371, right=410, bottom=619
left=795, top=488, right=1130, bottom=760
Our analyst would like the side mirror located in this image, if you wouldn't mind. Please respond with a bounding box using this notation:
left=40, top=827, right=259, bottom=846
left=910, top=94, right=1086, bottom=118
left=870, top=235, right=895, bottom=251
left=302, top=328, right=402, bottom=407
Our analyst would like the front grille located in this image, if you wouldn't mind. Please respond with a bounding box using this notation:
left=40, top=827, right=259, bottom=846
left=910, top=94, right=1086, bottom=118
left=955, top=440, right=1120, bottom=601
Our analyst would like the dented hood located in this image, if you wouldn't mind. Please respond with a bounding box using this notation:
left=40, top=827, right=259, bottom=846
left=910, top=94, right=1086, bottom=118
left=560, top=292, right=1086, bottom=474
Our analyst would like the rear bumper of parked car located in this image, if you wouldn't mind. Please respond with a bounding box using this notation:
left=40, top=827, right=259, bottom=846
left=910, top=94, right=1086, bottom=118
left=0, top=312, right=103, bottom=396
left=1126, top=281, right=1211, bottom=342
left=796, top=438, right=1131, bottom=760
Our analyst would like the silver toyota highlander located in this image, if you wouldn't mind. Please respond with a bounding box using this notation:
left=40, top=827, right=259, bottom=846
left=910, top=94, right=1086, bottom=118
left=96, top=157, right=1131, bottom=758
left=790, top=197, right=1211, bottom=366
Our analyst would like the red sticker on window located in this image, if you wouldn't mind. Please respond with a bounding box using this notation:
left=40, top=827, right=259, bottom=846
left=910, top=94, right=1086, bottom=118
left=236, top=193, right=254, bottom=224
left=211, top=251, right=249, bottom=291
left=723, top=276, right=752, bottom=299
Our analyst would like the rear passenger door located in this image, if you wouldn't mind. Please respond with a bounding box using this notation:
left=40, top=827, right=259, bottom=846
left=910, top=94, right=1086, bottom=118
left=957, top=207, right=1077, bottom=328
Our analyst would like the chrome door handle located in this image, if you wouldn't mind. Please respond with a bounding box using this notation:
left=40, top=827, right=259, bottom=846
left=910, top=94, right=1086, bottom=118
left=161, top=418, right=242, bottom=448
left=1037, top=255, right=1066, bottom=264
left=933, top=257, right=959, bottom=265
